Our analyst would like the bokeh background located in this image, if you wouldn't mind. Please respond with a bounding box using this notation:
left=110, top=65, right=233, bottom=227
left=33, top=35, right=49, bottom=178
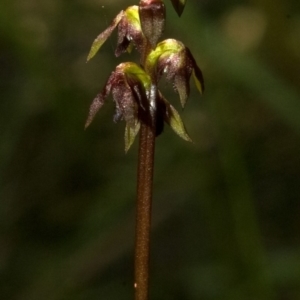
left=1, top=0, right=300, bottom=299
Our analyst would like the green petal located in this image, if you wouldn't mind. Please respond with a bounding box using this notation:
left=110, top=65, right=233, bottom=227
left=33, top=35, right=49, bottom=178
left=187, top=47, right=204, bottom=94
left=124, top=121, right=141, bottom=152
left=162, top=96, right=192, bottom=142
left=174, top=73, right=189, bottom=108
left=126, top=42, right=134, bottom=53
left=170, top=0, right=187, bottom=17
left=87, top=10, right=124, bottom=61
left=192, top=68, right=204, bottom=94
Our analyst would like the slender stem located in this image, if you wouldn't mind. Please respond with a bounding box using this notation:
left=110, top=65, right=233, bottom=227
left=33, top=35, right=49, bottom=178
left=133, top=34, right=157, bottom=300
left=134, top=105, right=156, bottom=300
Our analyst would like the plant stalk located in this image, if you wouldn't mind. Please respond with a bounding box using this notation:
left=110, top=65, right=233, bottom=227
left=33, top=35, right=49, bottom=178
left=134, top=108, right=156, bottom=300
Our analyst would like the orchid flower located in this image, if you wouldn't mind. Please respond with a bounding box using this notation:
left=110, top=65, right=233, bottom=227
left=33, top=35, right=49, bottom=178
left=87, top=6, right=144, bottom=61
left=146, top=38, right=204, bottom=107
left=85, top=62, right=192, bottom=151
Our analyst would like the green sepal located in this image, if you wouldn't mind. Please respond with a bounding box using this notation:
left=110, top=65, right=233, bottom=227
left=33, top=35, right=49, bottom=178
left=124, top=6, right=142, bottom=30
left=161, top=95, right=192, bottom=142
left=187, top=47, right=204, bottom=95
left=125, top=121, right=141, bottom=152
left=87, top=11, right=124, bottom=61
left=192, top=69, right=203, bottom=94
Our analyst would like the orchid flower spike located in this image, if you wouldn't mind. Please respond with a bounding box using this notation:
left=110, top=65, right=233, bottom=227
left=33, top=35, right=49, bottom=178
left=86, top=1, right=204, bottom=152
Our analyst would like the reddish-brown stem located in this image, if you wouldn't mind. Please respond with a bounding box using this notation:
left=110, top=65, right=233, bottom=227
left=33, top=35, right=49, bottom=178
left=134, top=107, right=156, bottom=300
left=133, top=35, right=157, bottom=300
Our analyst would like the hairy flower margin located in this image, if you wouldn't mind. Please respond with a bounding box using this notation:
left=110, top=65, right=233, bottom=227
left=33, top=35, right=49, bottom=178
left=86, top=0, right=204, bottom=151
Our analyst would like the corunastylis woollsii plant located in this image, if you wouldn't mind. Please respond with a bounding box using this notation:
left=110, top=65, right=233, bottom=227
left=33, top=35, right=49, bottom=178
left=85, top=1, right=204, bottom=299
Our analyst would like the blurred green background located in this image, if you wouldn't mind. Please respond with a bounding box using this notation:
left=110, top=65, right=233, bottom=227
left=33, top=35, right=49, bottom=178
left=1, top=0, right=300, bottom=299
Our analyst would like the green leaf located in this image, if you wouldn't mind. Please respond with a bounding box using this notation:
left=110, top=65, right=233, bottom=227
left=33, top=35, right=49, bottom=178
left=162, top=96, right=192, bottom=142
left=87, top=11, right=124, bottom=61
left=124, top=121, right=141, bottom=152
left=170, top=0, right=187, bottom=17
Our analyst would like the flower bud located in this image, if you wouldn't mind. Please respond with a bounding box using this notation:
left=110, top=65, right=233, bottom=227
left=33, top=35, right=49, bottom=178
left=139, top=0, right=166, bottom=48
left=115, top=6, right=145, bottom=57
left=170, top=0, right=187, bottom=16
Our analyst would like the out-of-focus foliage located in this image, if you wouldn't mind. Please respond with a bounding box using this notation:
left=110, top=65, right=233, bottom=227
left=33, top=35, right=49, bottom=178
left=1, top=0, right=300, bottom=299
